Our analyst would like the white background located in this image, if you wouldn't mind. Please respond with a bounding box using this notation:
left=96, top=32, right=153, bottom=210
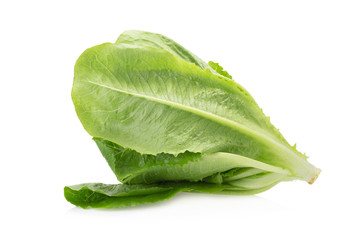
left=1, top=0, right=359, bottom=239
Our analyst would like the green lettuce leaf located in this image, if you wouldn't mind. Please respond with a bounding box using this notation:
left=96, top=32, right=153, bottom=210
left=64, top=182, right=279, bottom=209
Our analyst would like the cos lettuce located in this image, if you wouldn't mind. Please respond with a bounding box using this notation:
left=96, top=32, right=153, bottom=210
left=65, top=30, right=320, bottom=209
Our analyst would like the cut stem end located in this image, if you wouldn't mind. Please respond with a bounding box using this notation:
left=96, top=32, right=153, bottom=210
left=308, top=168, right=321, bottom=184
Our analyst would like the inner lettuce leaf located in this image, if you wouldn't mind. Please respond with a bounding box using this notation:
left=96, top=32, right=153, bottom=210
left=66, top=30, right=320, bottom=209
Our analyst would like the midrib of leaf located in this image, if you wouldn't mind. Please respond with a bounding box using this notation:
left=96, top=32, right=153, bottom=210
left=83, top=79, right=295, bottom=156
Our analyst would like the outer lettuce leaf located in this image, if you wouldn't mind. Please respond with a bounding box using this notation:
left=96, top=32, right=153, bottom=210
left=93, top=137, right=289, bottom=185
left=64, top=182, right=280, bottom=209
